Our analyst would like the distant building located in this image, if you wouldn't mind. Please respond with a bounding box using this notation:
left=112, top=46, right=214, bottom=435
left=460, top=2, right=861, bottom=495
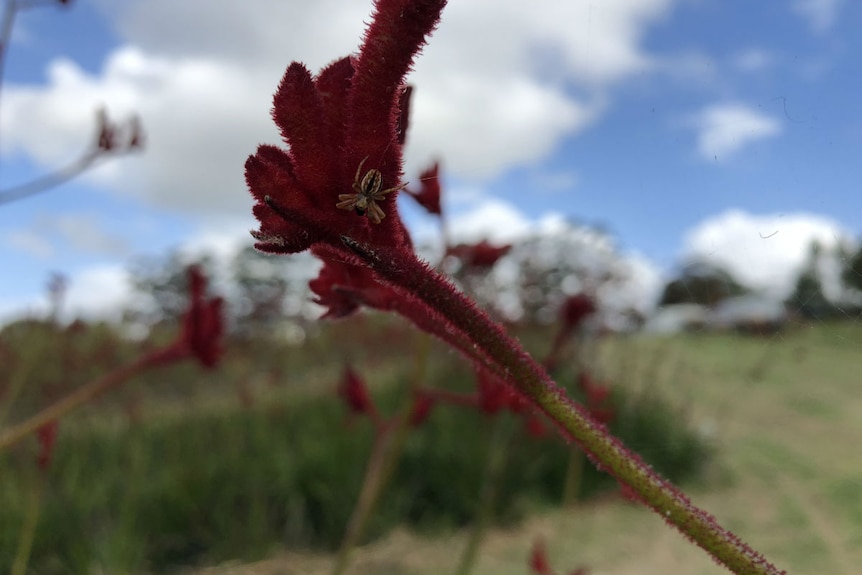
left=707, top=294, right=788, bottom=335
left=643, top=304, right=709, bottom=334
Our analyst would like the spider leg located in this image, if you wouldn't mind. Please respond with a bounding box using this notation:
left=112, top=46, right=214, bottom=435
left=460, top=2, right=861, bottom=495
left=375, top=181, right=409, bottom=199
left=366, top=202, right=386, bottom=224
left=336, top=195, right=359, bottom=210
left=354, top=156, right=368, bottom=185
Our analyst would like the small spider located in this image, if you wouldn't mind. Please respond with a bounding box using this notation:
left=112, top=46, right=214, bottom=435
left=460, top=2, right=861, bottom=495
left=336, top=156, right=407, bottom=224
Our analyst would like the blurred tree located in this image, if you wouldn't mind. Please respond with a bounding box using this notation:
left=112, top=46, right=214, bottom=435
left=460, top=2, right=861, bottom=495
left=786, top=241, right=836, bottom=319
left=232, top=246, right=288, bottom=337
left=231, top=246, right=322, bottom=337
left=127, top=244, right=320, bottom=335
left=128, top=251, right=215, bottom=326
left=458, top=220, right=640, bottom=325
left=658, top=262, right=748, bottom=307
left=841, top=244, right=862, bottom=294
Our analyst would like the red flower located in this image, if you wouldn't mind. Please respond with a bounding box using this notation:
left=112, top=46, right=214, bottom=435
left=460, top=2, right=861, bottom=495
left=36, top=421, right=59, bottom=471
left=476, top=367, right=525, bottom=415
left=544, top=294, right=597, bottom=371
left=529, top=539, right=554, bottom=575
left=409, top=390, right=436, bottom=427
left=529, top=538, right=590, bottom=575
left=246, top=0, right=446, bottom=256
left=309, top=247, right=401, bottom=318
left=560, top=294, right=596, bottom=335
left=180, top=265, right=224, bottom=368
left=525, top=415, right=548, bottom=438
left=339, top=367, right=375, bottom=415
left=577, top=371, right=615, bottom=425
left=446, top=240, right=511, bottom=270
left=406, top=161, right=442, bottom=216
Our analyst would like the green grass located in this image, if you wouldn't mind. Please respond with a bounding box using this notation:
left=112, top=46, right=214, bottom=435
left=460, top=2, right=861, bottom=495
left=194, top=320, right=862, bottom=575
left=0, top=316, right=712, bottom=574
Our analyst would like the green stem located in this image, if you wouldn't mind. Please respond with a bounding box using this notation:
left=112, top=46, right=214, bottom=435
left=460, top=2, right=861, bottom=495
left=562, top=447, right=585, bottom=506
left=330, top=414, right=412, bottom=575
left=454, top=415, right=513, bottom=575
left=0, top=346, right=180, bottom=453
left=11, top=472, right=43, bottom=575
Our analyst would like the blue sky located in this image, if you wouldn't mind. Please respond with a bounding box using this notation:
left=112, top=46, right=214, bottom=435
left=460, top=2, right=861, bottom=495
left=1, top=0, right=860, bottom=320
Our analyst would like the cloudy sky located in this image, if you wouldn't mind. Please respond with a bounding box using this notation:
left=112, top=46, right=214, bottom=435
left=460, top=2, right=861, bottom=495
left=0, top=0, right=859, bottom=320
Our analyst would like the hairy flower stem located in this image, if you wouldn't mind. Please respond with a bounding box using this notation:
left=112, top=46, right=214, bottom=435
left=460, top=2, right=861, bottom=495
left=454, top=415, right=514, bottom=575
left=331, top=412, right=413, bottom=575
left=346, top=238, right=786, bottom=575
left=332, top=337, right=428, bottom=575
left=0, top=346, right=182, bottom=453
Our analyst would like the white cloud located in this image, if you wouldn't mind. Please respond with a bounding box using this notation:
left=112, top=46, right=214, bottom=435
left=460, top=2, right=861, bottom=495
left=64, top=264, right=135, bottom=320
left=411, top=75, right=600, bottom=178
left=689, top=103, right=781, bottom=161
left=50, top=214, right=131, bottom=256
left=3, top=0, right=679, bottom=213
left=732, top=48, right=774, bottom=73
left=4, top=229, right=54, bottom=258
left=792, top=0, right=844, bottom=34
left=681, top=209, right=854, bottom=297
left=1, top=47, right=277, bottom=214
left=3, top=212, right=132, bottom=260
left=447, top=198, right=534, bottom=244
left=178, top=216, right=257, bottom=263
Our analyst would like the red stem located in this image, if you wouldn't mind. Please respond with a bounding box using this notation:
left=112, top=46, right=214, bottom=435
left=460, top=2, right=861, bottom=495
left=346, top=237, right=786, bottom=575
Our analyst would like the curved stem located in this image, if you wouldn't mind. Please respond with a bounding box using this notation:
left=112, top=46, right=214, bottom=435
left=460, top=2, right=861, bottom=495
left=0, top=150, right=99, bottom=206
left=352, top=240, right=786, bottom=575
left=0, top=345, right=182, bottom=453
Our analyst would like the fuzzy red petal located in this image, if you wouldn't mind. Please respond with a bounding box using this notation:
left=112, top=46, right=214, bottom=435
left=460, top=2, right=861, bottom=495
left=346, top=0, right=447, bottom=179
left=315, top=57, right=355, bottom=173
left=407, top=160, right=441, bottom=215
left=272, top=63, right=332, bottom=194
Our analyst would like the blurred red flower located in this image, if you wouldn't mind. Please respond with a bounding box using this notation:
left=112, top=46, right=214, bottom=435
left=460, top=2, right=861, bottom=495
left=577, top=371, right=615, bottom=425
left=446, top=240, right=511, bottom=269
left=406, top=161, right=442, bottom=216
left=560, top=294, right=596, bottom=336
left=180, top=265, right=225, bottom=369
left=529, top=539, right=554, bottom=575
left=408, top=391, right=436, bottom=427
left=309, top=250, right=401, bottom=319
left=36, top=420, right=59, bottom=471
left=338, top=367, right=375, bottom=416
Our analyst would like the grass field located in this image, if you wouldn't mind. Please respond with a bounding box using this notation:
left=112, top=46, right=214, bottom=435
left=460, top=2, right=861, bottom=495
left=186, top=321, right=862, bottom=575
left=3, top=319, right=860, bottom=574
